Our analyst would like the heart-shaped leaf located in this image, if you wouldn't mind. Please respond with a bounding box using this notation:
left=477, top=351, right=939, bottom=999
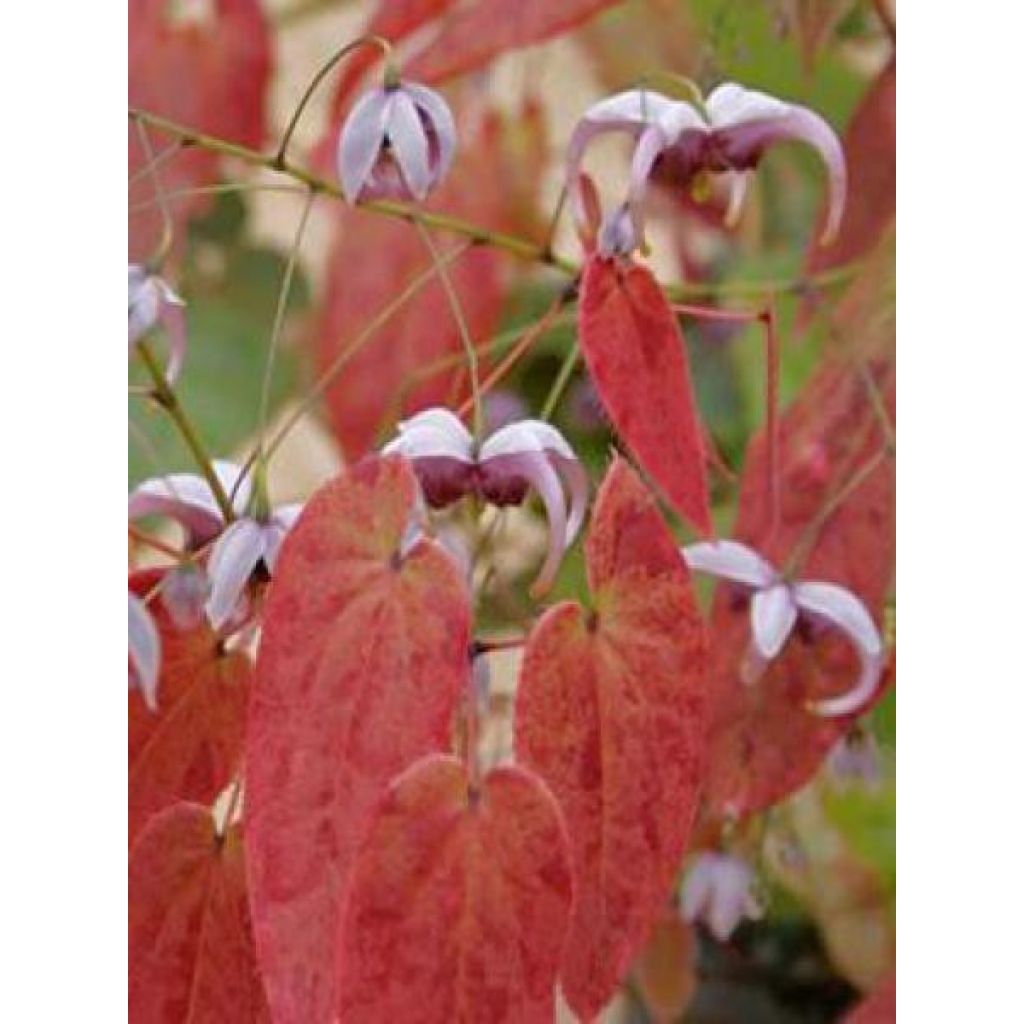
left=515, top=456, right=708, bottom=1020
left=578, top=255, right=712, bottom=536
left=128, top=802, right=270, bottom=1022
left=245, top=456, right=472, bottom=1024
left=336, top=754, right=573, bottom=1022
left=129, top=569, right=249, bottom=848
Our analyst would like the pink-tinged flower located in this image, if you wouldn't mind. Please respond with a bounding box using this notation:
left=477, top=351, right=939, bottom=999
left=338, top=81, right=456, bottom=203
left=682, top=540, right=883, bottom=717
left=127, top=460, right=251, bottom=549
left=827, top=728, right=883, bottom=790
left=128, top=592, right=160, bottom=712
left=567, top=82, right=846, bottom=248
left=129, top=264, right=188, bottom=383
left=681, top=852, right=762, bottom=942
left=382, top=408, right=587, bottom=594
left=204, top=503, right=303, bottom=629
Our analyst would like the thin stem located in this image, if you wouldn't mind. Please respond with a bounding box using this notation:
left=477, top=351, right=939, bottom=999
left=541, top=342, right=579, bottom=421
left=274, top=35, right=393, bottom=168
left=252, top=239, right=473, bottom=475
left=128, top=526, right=186, bottom=561
left=258, top=189, right=316, bottom=460
left=783, top=446, right=891, bottom=577
left=129, top=105, right=863, bottom=299
left=414, top=220, right=484, bottom=440
left=857, top=359, right=896, bottom=452
left=136, top=340, right=234, bottom=520
left=135, top=119, right=175, bottom=271
left=540, top=183, right=568, bottom=261
left=129, top=181, right=305, bottom=215
left=457, top=293, right=568, bottom=420
left=216, top=776, right=244, bottom=841
left=128, top=139, right=182, bottom=188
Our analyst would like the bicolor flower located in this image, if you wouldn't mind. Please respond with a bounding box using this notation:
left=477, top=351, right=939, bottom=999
left=567, top=82, right=846, bottom=248
left=128, top=591, right=160, bottom=712
left=382, top=407, right=587, bottom=594
left=681, top=852, right=762, bottom=942
left=129, top=264, right=188, bottom=383
left=682, top=540, right=883, bottom=717
left=128, top=460, right=251, bottom=549
left=338, top=81, right=456, bottom=203
left=204, top=503, right=303, bottom=629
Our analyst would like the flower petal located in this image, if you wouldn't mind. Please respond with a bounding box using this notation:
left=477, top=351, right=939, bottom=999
left=793, top=582, right=884, bottom=717
left=723, top=170, right=751, bottom=228
left=338, top=87, right=394, bottom=203
left=394, top=406, right=474, bottom=446
left=159, top=293, right=188, bottom=385
left=705, top=82, right=790, bottom=128
left=128, top=473, right=224, bottom=544
left=751, top=582, right=798, bottom=659
left=128, top=592, right=161, bottom=712
left=205, top=519, right=267, bottom=630
left=483, top=449, right=568, bottom=597
left=626, top=124, right=670, bottom=240
left=263, top=503, right=304, bottom=572
left=404, top=82, right=457, bottom=185
left=681, top=854, right=715, bottom=924
left=682, top=540, right=777, bottom=588
left=387, top=89, right=432, bottom=201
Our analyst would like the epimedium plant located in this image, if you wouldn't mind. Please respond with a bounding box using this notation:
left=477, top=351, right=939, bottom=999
left=127, top=2, right=895, bottom=1022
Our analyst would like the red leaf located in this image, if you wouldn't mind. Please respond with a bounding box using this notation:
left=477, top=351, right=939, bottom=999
left=245, top=456, right=472, bottom=1024
left=129, top=570, right=250, bottom=849
left=515, top=456, right=709, bottom=1020
left=128, top=802, right=270, bottom=1022
left=578, top=255, right=712, bottom=536
left=805, top=59, right=896, bottom=277
left=705, top=354, right=895, bottom=817
left=842, top=973, right=896, bottom=1023
left=336, top=754, right=573, bottom=1022
left=405, top=0, right=625, bottom=83
left=128, top=0, right=272, bottom=259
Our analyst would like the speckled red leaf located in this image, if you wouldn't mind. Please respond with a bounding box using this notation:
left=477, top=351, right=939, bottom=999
left=631, top=910, right=698, bottom=1024
left=128, top=0, right=271, bottom=259
left=405, top=0, right=625, bottom=83
left=804, top=59, right=896, bottom=281
left=314, top=104, right=523, bottom=457
left=578, top=255, right=712, bottom=536
left=245, top=456, right=472, bottom=1024
left=129, top=569, right=249, bottom=849
left=335, top=754, right=573, bottom=1023
left=842, top=973, right=896, bottom=1023
left=705, top=352, right=894, bottom=818
left=515, top=457, right=709, bottom=1021
left=128, top=802, right=270, bottom=1023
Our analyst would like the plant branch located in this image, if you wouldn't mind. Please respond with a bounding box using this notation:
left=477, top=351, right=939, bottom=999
left=135, top=340, right=234, bottom=521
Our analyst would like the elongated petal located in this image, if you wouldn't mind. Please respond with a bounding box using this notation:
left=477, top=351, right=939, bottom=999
left=128, top=473, right=224, bottom=543
left=205, top=519, right=267, bottom=630
left=484, top=450, right=568, bottom=596
left=128, top=274, right=160, bottom=349
left=394, top=406, right=474, bottom=446
left=680, top=855, right=716, bottom=923
left=382, top=423, right=475, bottom=462
left=751, top=582, right=798, bottom=659
left=724, top=170, right=751, bottom=227
left=405, top=82, right=456, bottom=184
left=597, top=203, right=638, bottom=257
left=682, top=540, right=777, bottom=588
left=387, top=90, right=432, bottom=201
left=626, top=124, right=669, bottom=239
left=793, top=582, right=883, bottom=716
left=262, top=503, right=304, bottom=572
left=159, top=294, right=188, bottom=384
left=128, top=592, right=160, bottom=712
left=338, top=87, right=394, bottom=203
left=705, top=83, right=790, bottom=127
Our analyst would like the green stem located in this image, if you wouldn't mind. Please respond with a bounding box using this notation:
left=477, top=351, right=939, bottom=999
left=274, top=35, right=394, bottom=168
left=129, top=105, right=861, bottom=300
left=541, top=342, right=579, bottom=421
left=136, top=340, right=234, bottom=521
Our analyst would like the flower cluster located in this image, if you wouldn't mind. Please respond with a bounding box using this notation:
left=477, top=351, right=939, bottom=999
left=683, top=540, right=884, bottom=717
left=382, top=408, right=587, bottom=594
left=567, top=81, right=846, bottom=255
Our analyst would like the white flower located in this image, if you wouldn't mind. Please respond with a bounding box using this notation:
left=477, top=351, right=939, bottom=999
left=567, top=82, right=846, bottom=251
left=382, top=407, right=587, bottom=594
left=683, top=540, right=884, bottom=717
left=681, top=852, right=762, bottom=942
left=129, top=264, right=188, bottom=383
